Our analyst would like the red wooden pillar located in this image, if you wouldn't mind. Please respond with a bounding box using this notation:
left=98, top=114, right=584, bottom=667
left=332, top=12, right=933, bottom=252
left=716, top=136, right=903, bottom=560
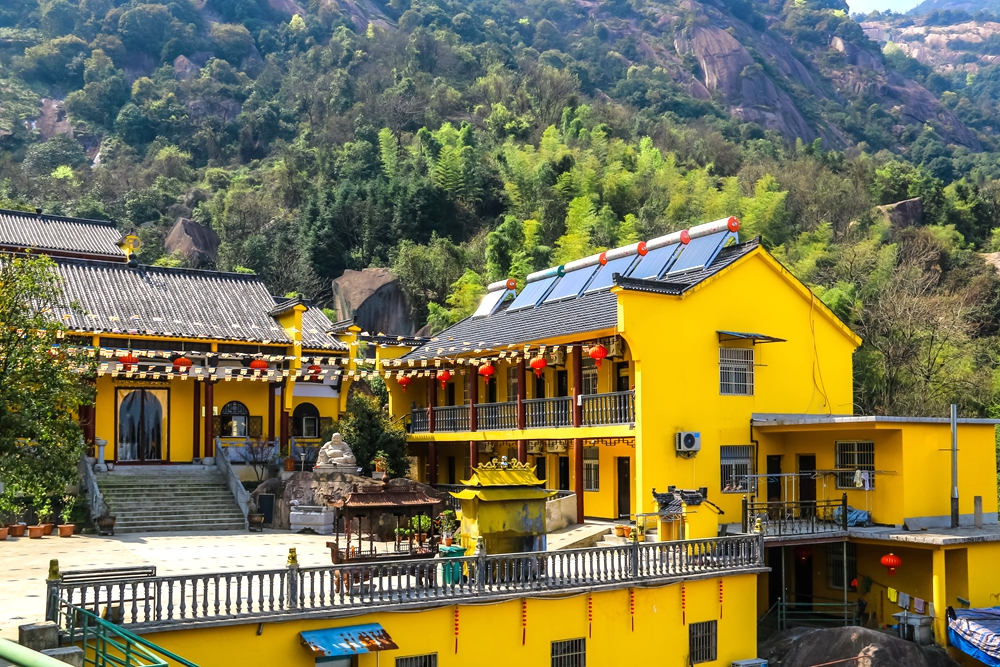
left=517, top=359, right=526, bottom=430
left=428, top=378, right=437, bottom=433
left=469, top=371, right=478, bottom=431
left=468, top=440, right=478, bottom=478
left=572, top=345, right=584, bottom=521
left=203, top=380, right=214, bottom=459
left=517, top=439, right=527, bottom=463
left=428, top=441, right=438, bottom=486
left=267, top=382, right=276, bottom=443
left=192, top=380, right=201, bottom=460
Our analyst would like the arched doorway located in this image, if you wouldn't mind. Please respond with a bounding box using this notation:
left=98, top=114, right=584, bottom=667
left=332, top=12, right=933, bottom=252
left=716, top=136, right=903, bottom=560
left=292, top=402, right=320, bottom=438
left=219, top=401, right=250, bottom=437
left=117, top=389, right=167, bottom=461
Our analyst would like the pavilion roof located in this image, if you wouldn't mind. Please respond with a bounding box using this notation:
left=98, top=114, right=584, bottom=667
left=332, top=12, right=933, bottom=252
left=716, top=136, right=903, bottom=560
left=331, top=483, right=443, bottom=511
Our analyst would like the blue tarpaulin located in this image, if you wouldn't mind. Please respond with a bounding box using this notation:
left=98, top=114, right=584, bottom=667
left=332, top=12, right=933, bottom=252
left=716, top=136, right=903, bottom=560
left=832, top=505, right=871, bottom=527
left=301, top=624, right=398, bottom=662
left=948, top=608, right=1000, bottom=667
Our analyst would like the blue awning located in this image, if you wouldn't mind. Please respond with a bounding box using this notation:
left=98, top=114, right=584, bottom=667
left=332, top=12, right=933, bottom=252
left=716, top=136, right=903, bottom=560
left=301, top=624, right=398, bottom=662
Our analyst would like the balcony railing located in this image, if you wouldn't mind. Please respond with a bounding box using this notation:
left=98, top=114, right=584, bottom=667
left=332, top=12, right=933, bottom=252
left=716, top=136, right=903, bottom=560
left=525, top=397, right=572, bottom=428
left=476, top=401, right=517, bottom=430
left=742, top=494, right=849, bottom=539
left=432, top=406, right=470, bottom=432
left=582, top=391, right=635, bottom=426
left=47, top=535, right=763, bottom=632
left=408, top=390, right=635, bottom=434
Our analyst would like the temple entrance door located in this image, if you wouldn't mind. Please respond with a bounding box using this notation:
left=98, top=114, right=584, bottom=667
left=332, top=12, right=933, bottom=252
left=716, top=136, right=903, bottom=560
left=558, top=456, right=570, bottom=490
left=617, top=457, right=631, bottom=518
left=117, top=388, right=167, bottom=462
left=535, top=456, right=547, bottom=483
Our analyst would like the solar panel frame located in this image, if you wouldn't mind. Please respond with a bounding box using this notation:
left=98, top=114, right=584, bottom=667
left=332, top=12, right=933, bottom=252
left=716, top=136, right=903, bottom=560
left=471, top=289, right=510, bottom=318
left=506, top=276, right=558, bottom=311
left=627, top=243, right=681, bottom=279
left=665, top=231, right=734, bottom=275
left=543, top=264, right=600, bottom=303
left=584, top=255, right=639, bottom=293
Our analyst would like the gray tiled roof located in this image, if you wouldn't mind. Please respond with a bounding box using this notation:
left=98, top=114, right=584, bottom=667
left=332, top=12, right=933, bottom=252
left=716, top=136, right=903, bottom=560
left=401, top=238, right=760, bottom=361
left=50, top=258, right=345, bottom=349
left=0, top=209, right=124, bottom=258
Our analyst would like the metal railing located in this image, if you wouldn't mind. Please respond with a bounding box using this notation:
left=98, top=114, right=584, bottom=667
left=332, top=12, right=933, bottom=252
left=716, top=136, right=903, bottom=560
left=431, top=406, right=470, bottom=432
left=742, top=494, right=848, bottom=538
left=216, top=443, right=249, bottom=531
left=777, top=593, right=856, bottom=630
left=60, top=603, right=200, bottom=667
left=476, top=402, right=517, bottom=430
left=48, top=535, right=763, bottom=631
left=525, top=397, right=572, bottom=428
left=582, top=391, right=634, bottom=426
left=411, top=410, right=429, bottom=433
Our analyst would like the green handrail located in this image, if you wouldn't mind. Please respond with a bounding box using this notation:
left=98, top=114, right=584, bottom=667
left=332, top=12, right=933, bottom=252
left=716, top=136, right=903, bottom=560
left=0, top=638, right=73, bottom=667
left=64, top=605, right=200, bottom=667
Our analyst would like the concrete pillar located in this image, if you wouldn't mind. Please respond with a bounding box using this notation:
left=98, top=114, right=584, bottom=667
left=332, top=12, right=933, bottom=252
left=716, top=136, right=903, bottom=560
left=42, top=647, right=85, bottom=666
left=932, top=547, right=947, bottom=644
left=18, top=622, right=58, bottom=652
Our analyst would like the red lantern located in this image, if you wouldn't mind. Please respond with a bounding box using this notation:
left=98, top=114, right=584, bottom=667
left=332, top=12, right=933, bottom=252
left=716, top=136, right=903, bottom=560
left=530, top=356, right=547, bottom=378
left=794, top=545, right=813, bottom=562
left=398, top=376, right=412, bottom=393
left=172, top=356, right=192, bottom=373
left=588, top=344, right=608, bottom=370
left=478, top=364, right=496, bottom=383
left=307, top=364, right=322, bottom=381
left=437, top=369, right=451, bottom=389
left=118, top=353, right=138, bottom=371
left=249, top=359, right=268, bottom=373
left=881, top=553, right=902, bottom=576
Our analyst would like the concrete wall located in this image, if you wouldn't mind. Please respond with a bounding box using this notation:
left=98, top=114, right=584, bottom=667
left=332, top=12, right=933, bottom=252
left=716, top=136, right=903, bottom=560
left=546, top=493, right=578, bottom=532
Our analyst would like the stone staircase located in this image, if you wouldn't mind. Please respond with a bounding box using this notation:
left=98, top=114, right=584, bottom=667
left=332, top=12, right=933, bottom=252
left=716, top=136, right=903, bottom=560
left=95, top=466, right=246, bottom=534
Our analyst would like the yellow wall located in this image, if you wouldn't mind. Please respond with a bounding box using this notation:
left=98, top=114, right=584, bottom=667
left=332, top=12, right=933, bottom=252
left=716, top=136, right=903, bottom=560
left=621, top=250, right=859, bottom=516
left=144, top=575, right=759, bottom=667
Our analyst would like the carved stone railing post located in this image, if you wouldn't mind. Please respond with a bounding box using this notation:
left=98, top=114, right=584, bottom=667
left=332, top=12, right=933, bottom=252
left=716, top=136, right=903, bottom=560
left=286, top=548, right=300, bottom=610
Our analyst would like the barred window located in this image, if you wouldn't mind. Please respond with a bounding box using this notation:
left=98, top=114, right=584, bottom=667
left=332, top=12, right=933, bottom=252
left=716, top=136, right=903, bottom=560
left=689, top=621, right=718, bottom=664
left=827, top=543, right=858, bottom=591
left=397, top=655, right=437, bottom=667
left=721, top=445, right=755, bottom=493
left=552, top=638, right=586, bottom=667
left=720, top=348, right=754, bottom=396
left=581, top=360, right=598, bottom=395
left=506, top=366, right=519, bottom=402
left=835, top=441, right=875, bottom=489
left=583, top=447, right=600, bottom=491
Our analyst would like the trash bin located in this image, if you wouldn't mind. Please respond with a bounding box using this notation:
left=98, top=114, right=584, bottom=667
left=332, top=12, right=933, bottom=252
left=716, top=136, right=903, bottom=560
left=439, top=545, right=467, bottom=584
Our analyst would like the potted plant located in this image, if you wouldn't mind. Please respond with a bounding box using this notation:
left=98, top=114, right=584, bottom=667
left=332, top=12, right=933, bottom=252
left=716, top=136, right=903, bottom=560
left=394, top=526, right=413, bottom=546
left=284, top=456, right=295, bottom=472
left=410, top=515, right=431, bottom=541
left=0, top=525, right=7, bottom=540
left=372, top=451, right=390, bottom=474
left=58, top=495, right=77, bottom=537
left=37, top=498, right=55, bottom=535
left=614, top=525, right=625, bottom=538
left=0, top=494, right=24, bottom=537
left=438, top=510, right=457, bottom=546
left=96, top=498, right=116, bottom=536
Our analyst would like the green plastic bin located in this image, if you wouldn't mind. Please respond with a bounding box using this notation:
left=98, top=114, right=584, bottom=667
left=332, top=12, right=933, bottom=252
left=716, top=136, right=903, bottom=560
left=439, top=545, right=467, bottom=584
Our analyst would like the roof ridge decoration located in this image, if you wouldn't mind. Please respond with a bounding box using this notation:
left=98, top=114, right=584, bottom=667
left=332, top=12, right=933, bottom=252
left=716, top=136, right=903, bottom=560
left=477, top=456, right=533, bottom=471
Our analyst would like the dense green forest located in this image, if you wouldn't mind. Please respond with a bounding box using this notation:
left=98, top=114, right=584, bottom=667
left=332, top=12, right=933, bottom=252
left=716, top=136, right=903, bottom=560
left=3, top=0, right=1000, bottom=417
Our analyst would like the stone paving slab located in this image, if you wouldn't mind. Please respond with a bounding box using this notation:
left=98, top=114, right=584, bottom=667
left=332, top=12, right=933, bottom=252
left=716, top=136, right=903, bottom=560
left=0, top=530, right=342, bottom=640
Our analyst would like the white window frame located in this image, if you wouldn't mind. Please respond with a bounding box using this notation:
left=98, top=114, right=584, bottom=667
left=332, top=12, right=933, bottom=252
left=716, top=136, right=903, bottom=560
left=720, top=445, right=755, bottom=493
left=581, top=359, right=598, bottom=396
left=719, top=347, right=754, bottom=396
left=835, top=440, right=875, bottom=489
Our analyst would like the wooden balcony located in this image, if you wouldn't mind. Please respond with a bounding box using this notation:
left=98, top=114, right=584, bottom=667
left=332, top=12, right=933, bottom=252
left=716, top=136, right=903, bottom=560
left=409, top=391, right=635, bottom=433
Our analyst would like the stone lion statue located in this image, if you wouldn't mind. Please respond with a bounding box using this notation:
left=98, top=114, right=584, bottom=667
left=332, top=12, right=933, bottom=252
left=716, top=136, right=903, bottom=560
left=317, top=432, right=357, bottom=467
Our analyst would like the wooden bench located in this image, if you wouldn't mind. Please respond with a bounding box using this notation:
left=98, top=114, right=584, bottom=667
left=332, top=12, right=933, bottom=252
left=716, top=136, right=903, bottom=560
left=60, top=567, right=158, bottom=623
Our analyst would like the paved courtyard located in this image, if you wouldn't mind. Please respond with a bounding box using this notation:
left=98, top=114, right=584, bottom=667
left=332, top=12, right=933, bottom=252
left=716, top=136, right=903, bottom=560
left=0, top=530, right=339, bottom=639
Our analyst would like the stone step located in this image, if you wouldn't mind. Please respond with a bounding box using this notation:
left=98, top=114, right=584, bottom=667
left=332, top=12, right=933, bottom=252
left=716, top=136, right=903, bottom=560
left=101, top=491, right=238, bottom=499
left=110, top=509, right=244, bottom=519
left=114, top=517, right=246, bottom=528
left=113, top=523, right=247, bottom=534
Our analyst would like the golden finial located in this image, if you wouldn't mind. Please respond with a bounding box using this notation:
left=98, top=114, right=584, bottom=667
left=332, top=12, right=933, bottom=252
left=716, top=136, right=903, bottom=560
left=47, top=559, right=61, bottom=581
left=287, top=548, right=299, bottom=567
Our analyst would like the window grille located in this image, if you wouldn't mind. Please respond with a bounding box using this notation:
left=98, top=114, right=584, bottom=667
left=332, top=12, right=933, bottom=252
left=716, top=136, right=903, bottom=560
left=689, top=621, right=718, bottom=664
left=827, top=543, right=858, bottom=591
left=720, top=445, right=755, bottom=493
left=719, top=348, right=754, bottom=396
left=396, top=655, right=437, bottom=667
left=835, top=440, right=875, bottom=489
left=506, top=366, right=519, bottom=402
left=551, top=638, right=586, bottom=667
left=581, top=360, right=598, bottom=395
left=583, top=447, right=600, bottom=491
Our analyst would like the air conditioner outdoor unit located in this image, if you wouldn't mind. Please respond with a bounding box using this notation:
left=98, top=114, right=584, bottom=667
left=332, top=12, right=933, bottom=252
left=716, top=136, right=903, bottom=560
left=675, top=431, right=701, bottom=456
left=732, top=660, right=767, bottom=667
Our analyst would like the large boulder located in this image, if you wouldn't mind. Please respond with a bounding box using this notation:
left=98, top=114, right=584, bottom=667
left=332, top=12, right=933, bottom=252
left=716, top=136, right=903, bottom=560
left=331, top=268, right=415, bottom=335
left=760, top=627, right=958, bottom=667
left=877, top=197, right=924, bottom=228
left=164, top=217, right=220, bottom=267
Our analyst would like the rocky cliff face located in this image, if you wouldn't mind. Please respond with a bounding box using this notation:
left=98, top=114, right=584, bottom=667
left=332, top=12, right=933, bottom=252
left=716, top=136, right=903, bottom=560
left=330, top=268, right=416, bottom=335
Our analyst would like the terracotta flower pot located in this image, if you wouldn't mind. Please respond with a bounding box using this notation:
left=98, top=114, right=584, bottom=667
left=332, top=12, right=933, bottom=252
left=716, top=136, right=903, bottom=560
left=28, top=525, right=44, bottom=539
left=284, top=457, right=295, bottom=472
left=41, top=523, right=54, bottom=536
left=0, top=527, right=7, bottom=540
left=614, top=525, right=625, bottom=537
left=622, top=526, right=632, bottom=539
left=58, top=524, right=75, bottom=537
left=444, top=537, right=454, bottom=546
left=8, top=523, right=25, bottom=537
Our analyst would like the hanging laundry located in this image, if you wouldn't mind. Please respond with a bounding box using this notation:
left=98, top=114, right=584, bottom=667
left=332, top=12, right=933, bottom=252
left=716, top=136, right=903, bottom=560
left=854, top=469, right=864, bottom=488
left=928, top=603, right=935, bottom=618
left=898, top=592, right=910, bottom=610
left=860, top=470, right=871, bottom=490
left=913, top=598, right=926, bottom=614
left=888, top=587, right=898, bottom=603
